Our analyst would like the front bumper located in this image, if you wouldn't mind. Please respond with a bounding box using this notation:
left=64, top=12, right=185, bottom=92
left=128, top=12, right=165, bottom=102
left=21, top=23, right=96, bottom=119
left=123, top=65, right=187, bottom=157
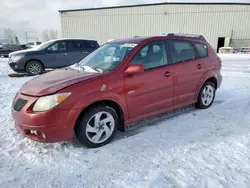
left=8, top=58, right=25, bottom=73
left=14, top=122, right=72, bottom=142
left=9, top=62, right=24, bottom=73
left=11, top=92, right=78, bottom=143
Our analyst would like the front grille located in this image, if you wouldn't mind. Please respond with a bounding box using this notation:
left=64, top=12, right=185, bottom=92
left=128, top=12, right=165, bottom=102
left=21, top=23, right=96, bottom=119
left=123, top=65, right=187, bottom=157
left=13, top=98, right=28, bottom=112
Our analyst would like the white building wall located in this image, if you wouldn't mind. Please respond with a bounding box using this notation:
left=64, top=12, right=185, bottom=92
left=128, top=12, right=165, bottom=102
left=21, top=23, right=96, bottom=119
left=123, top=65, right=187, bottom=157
left=60, top=3, right=250, bottom=49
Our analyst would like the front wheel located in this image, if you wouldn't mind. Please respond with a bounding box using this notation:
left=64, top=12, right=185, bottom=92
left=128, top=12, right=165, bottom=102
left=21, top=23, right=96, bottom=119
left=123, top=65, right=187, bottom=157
left=74, top=105, right=118, bottom=148
left=25, top=61, right=43, bottom=75
left=196, top=82, right=216, bottom=109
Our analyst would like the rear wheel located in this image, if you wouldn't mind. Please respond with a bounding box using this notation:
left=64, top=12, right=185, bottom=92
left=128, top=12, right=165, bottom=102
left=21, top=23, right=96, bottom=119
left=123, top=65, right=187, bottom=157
left=196, top=82, right=216, bottom=109
left=74, top=105, right=118, bottom=148
left=25, top=61, right=43, bottom=75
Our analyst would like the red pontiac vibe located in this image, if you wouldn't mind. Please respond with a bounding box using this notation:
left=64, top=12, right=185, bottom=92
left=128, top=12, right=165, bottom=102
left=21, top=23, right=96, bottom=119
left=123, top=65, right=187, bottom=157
left=11, top=34, right=222, bottom=148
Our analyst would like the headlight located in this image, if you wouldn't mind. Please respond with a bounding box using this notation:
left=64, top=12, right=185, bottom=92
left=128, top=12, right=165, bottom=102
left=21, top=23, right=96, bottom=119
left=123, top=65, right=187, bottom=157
left=33, top=93, right=71, bottom=112
left=11, top=55, right=25, bottom=62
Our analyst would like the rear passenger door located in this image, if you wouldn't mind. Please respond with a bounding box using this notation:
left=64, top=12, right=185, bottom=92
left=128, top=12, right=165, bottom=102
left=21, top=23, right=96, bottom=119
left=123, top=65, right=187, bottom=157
left=168, top=40, right=208, bottom=107
left=66, top=40, right=85, bottom=65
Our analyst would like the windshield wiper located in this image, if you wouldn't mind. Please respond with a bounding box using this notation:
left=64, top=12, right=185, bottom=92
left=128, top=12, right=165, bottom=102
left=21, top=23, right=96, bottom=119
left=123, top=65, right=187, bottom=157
left=95, top=68, right=103, bottom=73
left=81, top=65, right=100, bottom=73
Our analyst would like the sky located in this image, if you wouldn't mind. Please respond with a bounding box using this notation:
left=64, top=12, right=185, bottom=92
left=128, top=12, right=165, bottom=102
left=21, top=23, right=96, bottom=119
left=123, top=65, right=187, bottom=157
left=1, top=0, right=250, bottom=43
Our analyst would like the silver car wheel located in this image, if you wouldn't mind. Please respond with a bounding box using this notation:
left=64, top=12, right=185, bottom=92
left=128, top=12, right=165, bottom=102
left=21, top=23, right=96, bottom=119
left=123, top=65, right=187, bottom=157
left=201, top=85, right=214, bottom=106
left=85, top=111, right=115, bottom=144
left=28, top=63, right=42, bottom=75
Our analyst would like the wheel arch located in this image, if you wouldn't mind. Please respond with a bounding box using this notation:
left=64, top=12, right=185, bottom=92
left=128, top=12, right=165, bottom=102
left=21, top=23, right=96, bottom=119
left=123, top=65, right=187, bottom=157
left=196, top=71, right=219, bottom=99
left=204, top=77, right=218, bottom=89
left=25, top=59, right=44, bottom=70
left=74, top=99, right=125, bottom=133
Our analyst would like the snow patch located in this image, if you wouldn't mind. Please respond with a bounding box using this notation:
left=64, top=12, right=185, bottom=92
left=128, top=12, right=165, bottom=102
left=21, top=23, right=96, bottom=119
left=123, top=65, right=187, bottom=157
left=0, top=55, right=250, bottom=187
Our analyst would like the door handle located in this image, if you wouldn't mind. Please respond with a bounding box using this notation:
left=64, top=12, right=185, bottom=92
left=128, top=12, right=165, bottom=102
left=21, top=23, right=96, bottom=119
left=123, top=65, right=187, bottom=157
left=164, top=71, right=172, bottom=77
left=62, top=53, right=67, bottom=56
left=197, top=64, right=203, bottom=69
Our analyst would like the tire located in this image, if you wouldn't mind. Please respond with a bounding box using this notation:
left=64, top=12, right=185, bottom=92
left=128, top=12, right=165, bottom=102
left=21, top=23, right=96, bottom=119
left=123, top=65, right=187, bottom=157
left=25, top=61, right=44, bottom=75
left=196, top=81, right=216, bottom=109
left=74, top=105, right=119, bottom=148
left=4, top=55, right=8, bottom=58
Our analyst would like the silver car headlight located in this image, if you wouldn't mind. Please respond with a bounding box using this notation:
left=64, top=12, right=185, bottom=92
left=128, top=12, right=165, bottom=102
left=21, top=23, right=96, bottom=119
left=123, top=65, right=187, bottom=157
left=11, top=55, right=25, bottom=62
left=33, top=93, right=71, bottom=112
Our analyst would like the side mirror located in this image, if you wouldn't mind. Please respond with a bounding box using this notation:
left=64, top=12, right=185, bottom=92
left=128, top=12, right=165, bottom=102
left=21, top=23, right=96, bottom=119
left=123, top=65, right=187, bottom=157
left=124, top=64, right=144, bottom=76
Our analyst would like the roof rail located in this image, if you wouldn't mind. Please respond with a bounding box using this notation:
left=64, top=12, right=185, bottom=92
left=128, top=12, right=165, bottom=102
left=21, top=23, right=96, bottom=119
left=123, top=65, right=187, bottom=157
left=166, top=33, right=206, bottom=41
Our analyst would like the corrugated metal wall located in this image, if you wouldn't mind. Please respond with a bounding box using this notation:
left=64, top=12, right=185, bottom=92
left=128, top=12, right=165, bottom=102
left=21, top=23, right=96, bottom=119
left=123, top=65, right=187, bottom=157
left=60, top=4, right=250, bottom=49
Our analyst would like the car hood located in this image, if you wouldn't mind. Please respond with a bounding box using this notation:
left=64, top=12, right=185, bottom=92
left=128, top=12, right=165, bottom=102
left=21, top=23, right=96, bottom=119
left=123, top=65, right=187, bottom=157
left=9, top=48, right=38, bottom=56
left=20, top=67, right=101, bottom=96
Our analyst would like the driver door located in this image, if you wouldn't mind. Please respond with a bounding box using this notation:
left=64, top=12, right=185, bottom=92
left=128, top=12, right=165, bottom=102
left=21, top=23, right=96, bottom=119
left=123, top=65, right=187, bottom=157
left=124, top=40, right=174, bottom=118
left=44, top=41, right=70, bottom=68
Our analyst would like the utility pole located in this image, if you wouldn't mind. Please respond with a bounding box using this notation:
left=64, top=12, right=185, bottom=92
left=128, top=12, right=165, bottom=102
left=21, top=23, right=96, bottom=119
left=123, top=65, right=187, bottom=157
left=25, top=32, right=28, bottom=43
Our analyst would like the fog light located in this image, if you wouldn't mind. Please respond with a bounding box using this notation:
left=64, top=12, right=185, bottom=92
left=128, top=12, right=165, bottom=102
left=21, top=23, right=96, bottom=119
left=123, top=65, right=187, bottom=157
left=14, top=65, right=18, bottom=69
left=29, top=130, right=46, bottom=140
left=30, top=130, right=37, bottom=135
left=41, top=133, right=46, bottom=139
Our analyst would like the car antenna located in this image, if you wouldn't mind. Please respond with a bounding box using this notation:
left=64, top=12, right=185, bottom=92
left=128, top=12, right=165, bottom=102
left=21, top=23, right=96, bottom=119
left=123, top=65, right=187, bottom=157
left=179, top=19, right=187, bottom=33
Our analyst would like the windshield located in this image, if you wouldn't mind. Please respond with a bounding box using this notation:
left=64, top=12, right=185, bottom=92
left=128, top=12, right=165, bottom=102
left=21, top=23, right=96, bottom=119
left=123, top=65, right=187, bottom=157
left=32, top=40, right=55, bottom=50
left=78, top=42, right=138, bottom=73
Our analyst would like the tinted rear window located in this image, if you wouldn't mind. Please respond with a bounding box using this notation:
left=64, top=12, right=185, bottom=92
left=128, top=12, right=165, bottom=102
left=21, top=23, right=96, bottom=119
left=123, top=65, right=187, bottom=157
left=67, top=41, right=85, bottom=51
left=67, top=40, right=98, bottom=51
left=83, top=41, right=97, bottom=49
left=194, top=42, right=208, bottom=58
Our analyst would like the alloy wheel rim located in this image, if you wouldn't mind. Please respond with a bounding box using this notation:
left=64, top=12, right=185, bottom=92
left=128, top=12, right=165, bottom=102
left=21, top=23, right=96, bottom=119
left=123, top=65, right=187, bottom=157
left=85, top=111, right=115, bottom=144
left=201, top=85, right=214, bottom=106
left=29, top=63, right=41, bottom=74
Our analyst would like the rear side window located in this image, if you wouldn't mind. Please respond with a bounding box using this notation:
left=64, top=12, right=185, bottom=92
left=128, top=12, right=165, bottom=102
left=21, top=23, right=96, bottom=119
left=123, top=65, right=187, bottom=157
left=169, top=40, right=195, bottom=63
left=67, top=41, right=84, bottom=52
left=83, top=41, right=96, bottom=49
left=67, top=40, right=97, bottom=52
left=193, top=42, right=208, bottom=58
left=91, top=41, right=99, bottom=48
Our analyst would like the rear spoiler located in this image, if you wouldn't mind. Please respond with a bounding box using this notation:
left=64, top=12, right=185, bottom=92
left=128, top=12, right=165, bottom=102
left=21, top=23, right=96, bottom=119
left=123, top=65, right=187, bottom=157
left=166, top=33, right=206, bottom=41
